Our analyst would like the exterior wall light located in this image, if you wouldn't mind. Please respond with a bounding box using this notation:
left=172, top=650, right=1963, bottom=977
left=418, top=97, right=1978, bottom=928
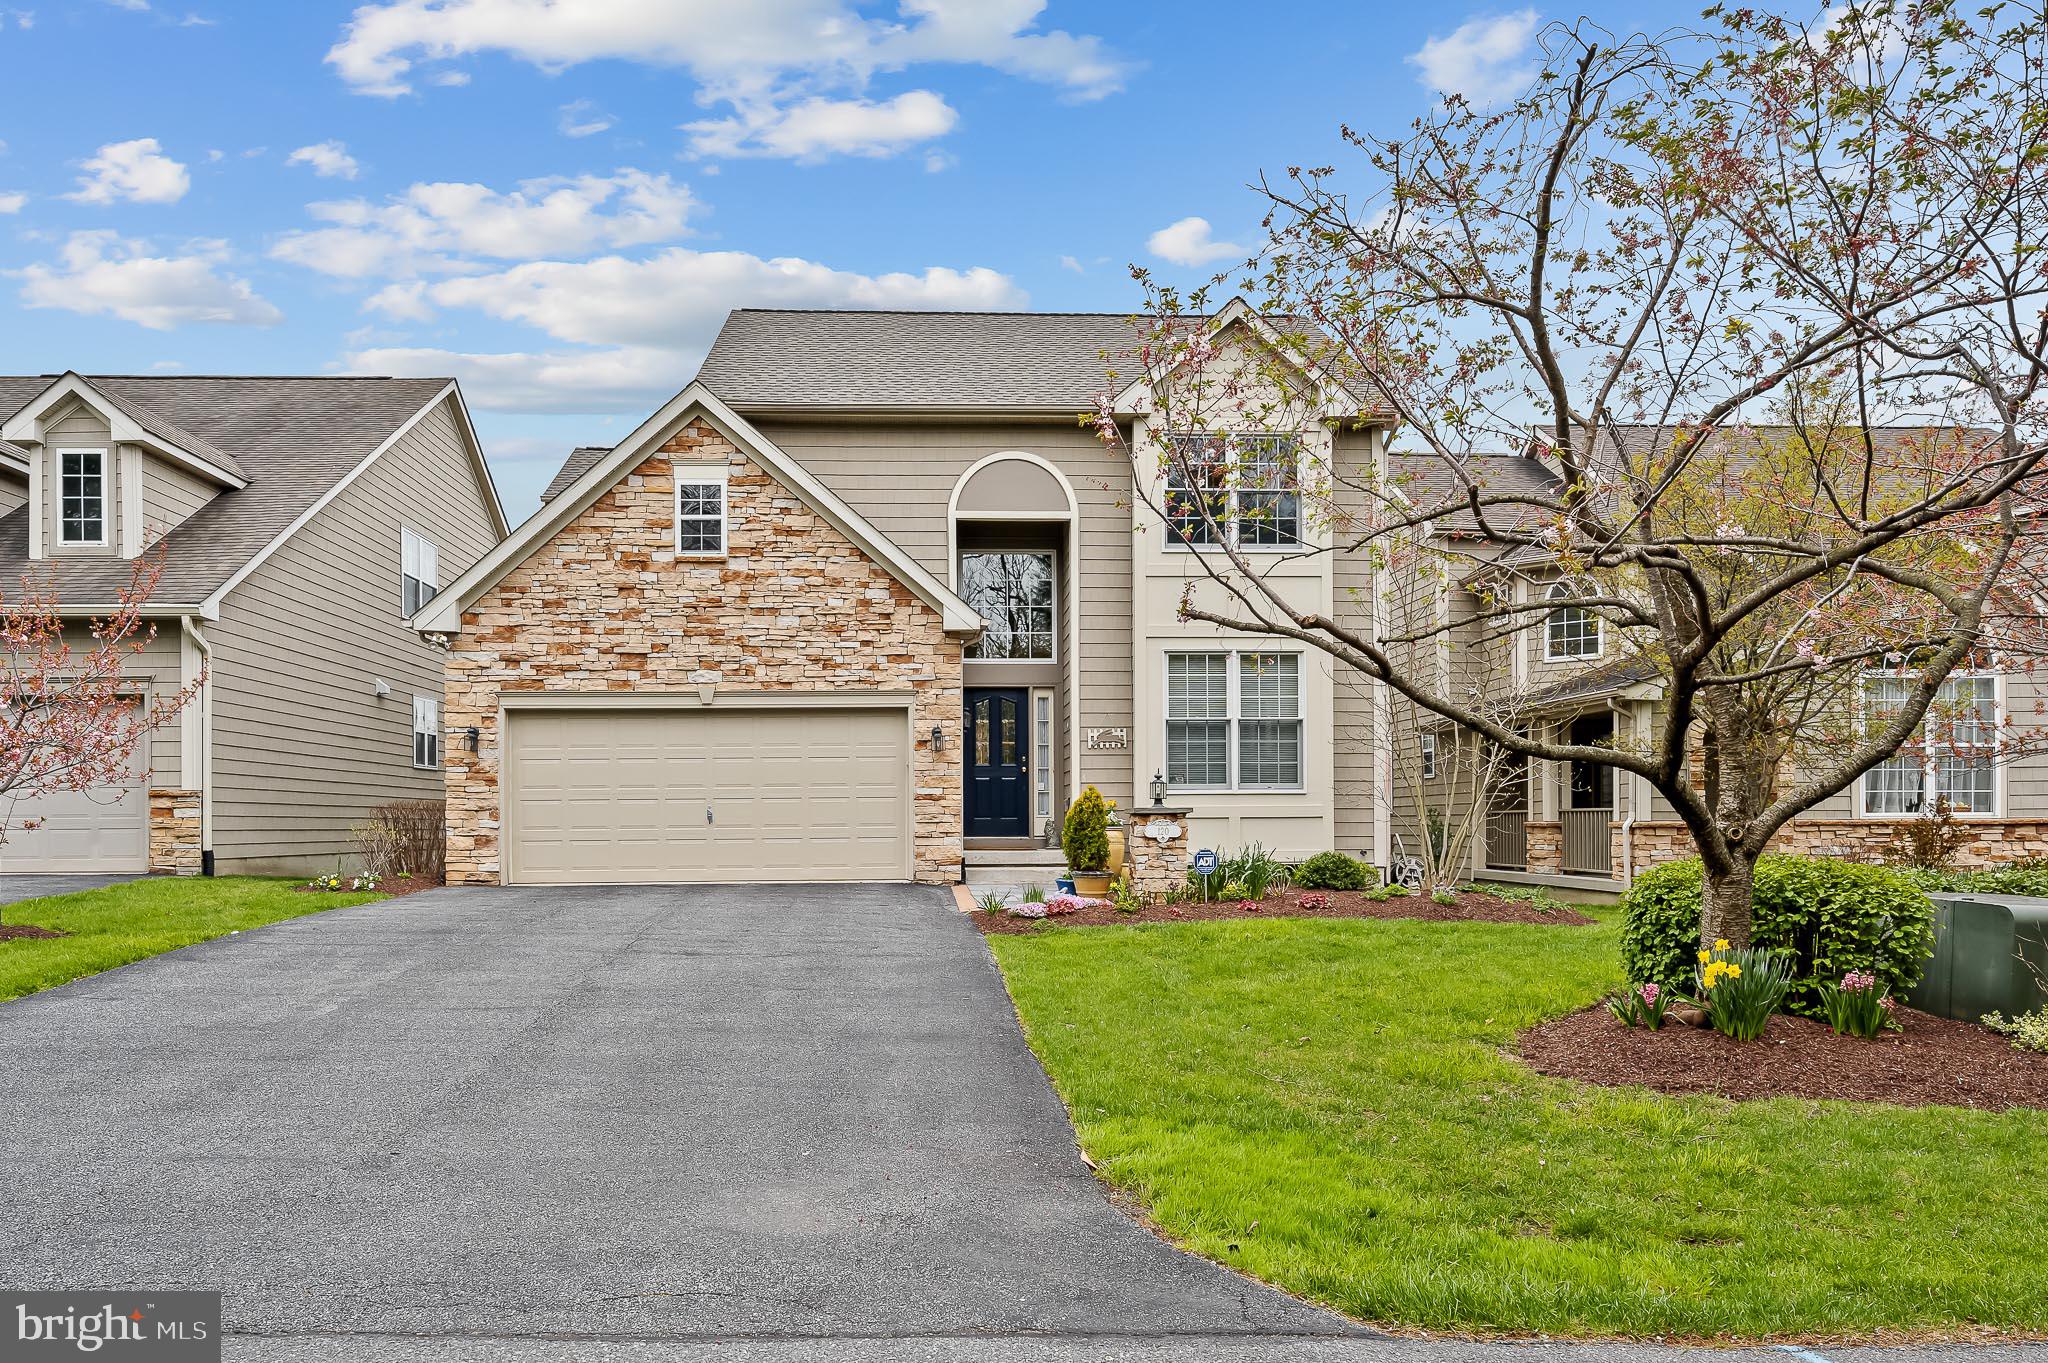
left=931, top=724, right=945, bottom=754
left=465, top=726, right=480, bottom=753
left=1150, top=768, right=1169, bottom=806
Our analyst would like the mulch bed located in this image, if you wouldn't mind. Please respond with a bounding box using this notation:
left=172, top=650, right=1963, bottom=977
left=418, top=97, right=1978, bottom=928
left=1520, top=1004, right=2048, bottom=1111
left=293, top=876, right=443, bottom=899
left=0, top=922, right=69, bottom=941
left=973, top=886, right=1596, bottom=935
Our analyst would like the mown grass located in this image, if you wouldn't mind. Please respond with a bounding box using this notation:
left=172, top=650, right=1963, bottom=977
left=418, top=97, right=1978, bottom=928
left=0, top=876, right=383, bottom=1001
left=989, top=912, right=2048, bottom=1338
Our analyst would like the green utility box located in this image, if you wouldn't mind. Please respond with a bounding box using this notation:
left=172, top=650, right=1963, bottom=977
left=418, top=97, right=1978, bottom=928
left=1909, top=893, right=2048, bottom=1021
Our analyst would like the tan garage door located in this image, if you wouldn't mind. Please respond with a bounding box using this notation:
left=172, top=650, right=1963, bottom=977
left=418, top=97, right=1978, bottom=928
left=1, top=766, right=149, bottom=874
left=504, top=705, right=912, bottom=885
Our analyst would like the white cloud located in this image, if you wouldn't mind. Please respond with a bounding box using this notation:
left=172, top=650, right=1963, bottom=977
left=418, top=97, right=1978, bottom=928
left=684, top=91, right=955, bottom=162
left=1058, top=254, right=1082, bottom=273
left=17, top=231, right=281, bottom=330
left=1408, top=9, right=1541, bottom=104
left=270, top=169, right=697, bottom=278
left=364, top=280, right=435, bottom=321
left=65, top=137, right=189, bottom=205
left=286, top=140, right=360, bottom=179
left=0, top=192, right=25, bottom=214
left=922, top=148, right=957, bottom=173
left=346, top=245, right=1024, bottom=413
left=1146, top=216, right=1245, bottom=268
left=557, top=100, right=614, bottom=138
left=430, top=69, right=470, bottom=86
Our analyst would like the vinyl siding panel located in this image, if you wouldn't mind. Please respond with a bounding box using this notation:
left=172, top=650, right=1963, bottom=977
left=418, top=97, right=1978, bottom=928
left=205, top=398, right=498, bottom=872
left=0, top=470, right=24, bottom=519
left=1332, top=429, right=1379, bottom=861
left=752, top=417, right=1137, bottom=805
left=140, top=454, right=217, bottom=543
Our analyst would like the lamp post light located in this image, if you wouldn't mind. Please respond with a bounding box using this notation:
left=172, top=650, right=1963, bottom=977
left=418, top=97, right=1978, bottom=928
left=1149, top=768, right=1169, bottom=807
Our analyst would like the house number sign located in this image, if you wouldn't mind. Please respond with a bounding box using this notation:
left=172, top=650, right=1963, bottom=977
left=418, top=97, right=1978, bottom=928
left=1085, top=726, right=1130, bottom=751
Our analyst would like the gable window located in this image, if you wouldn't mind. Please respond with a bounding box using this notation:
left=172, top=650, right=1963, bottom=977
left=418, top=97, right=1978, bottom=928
left=58, top=448, right=108, bottom=545
left=1166, top=650, right=1303, bottom=791
left=401, top=528, right=439, bottom=617
left=675, top=468, right=727, bottom=556
left=413, top=694, right=440, bottom=770
left=961, top=551, right=1055, bottom=660
left=1862, top=673, right=1998, bottom=815
left=1544, top=583, right=1601, bottom=660
left=1163, top=433, right=1303, bottom=549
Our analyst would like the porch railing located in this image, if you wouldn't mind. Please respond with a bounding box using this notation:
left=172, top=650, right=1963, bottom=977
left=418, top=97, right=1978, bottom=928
left=1484, top=810, right=1528, bottom=871
left=1562, top=808, right=1614, bottom=876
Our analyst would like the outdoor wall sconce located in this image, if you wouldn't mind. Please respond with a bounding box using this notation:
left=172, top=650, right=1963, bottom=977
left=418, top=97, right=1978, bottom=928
left=1149, top=768, right=1169, bottom=806
left=465, top=726, right=480, bottom=753
left=931, top=724, right=945, bottom=753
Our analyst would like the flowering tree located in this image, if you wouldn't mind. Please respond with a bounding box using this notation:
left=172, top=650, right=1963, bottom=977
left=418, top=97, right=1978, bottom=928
left=1098, top=2, right=2048, bottom=948
left=0, top=552, right=202, bottom=916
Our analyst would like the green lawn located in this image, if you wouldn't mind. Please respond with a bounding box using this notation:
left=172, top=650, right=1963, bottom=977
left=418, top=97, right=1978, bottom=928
left=989, top=913, right=2048, bottom=1339
left=0, top=876, right=384, bottom=1002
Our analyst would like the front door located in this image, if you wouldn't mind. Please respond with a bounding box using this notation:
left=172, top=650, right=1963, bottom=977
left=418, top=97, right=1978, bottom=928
left=965, top=688, right=1030, bottom=838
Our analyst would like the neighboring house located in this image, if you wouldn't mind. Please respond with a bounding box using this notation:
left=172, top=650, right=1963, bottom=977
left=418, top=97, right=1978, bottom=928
left=0, top=373, right=505, bottom=875
left=418, top=302, right=1397, bottom=885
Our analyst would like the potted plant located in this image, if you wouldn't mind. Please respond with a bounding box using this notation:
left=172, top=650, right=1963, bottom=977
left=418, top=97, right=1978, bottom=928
left=1063, top=785, right=1113, bottom=897
left=1103, top=798, right=1126, bottom=880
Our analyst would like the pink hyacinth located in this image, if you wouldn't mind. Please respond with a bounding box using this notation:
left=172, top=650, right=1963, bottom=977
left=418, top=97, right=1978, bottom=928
left=1841, top=970, right=1878, bottom=992
left=1640, top=983, right=1660, bottom=1003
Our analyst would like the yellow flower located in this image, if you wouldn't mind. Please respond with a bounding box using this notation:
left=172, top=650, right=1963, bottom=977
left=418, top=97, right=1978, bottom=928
left=1714, top=938, right=1731, bottom=951
left=1698, top=949, right=1713, bottom=964
left=1725, top=962, right=1742, bottom=979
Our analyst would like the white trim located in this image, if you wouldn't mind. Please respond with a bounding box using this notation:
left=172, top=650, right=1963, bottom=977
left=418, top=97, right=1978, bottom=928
left=54, top=447, right=111, bottom=547
left=499, top=688, right=916, bottom=711
left=441, top=380, right=511, bottom=540
left=1162, top=647, right=1308, bottom=794
left=673, top=463, right=730, bottom=559
left=1109, top=297, right=1377, bottom=418
left=26, top=448, right=41, bottom=560
left=1419, top=731, right=1438, bottom=781
left=416, top=382, right=983, bottom=635
left=2, top=373, right=248, bottom=489
left=1031, top=686, right=1054, bottom=826
left=118, top=445, right=143, bottom=557
left=180, top=615, right=212, bottom=855
left=945, top=449, right=1082, bottom=810
left=202, top=384, right=470, bottom=620
left=1855, top=670, right=2004, bottom=818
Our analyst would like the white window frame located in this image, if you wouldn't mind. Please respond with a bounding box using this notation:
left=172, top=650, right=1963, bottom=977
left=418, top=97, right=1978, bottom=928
left=412, top=694, right=440, bottom=770
left=56, top=447, right=110, bottom=547
left=401, top=528, right=439, bottom=618
left=675, top=466, right=729, bottom=558
left=1032, top=689, right=1053, bottom=824
left=960, top=549, right=1058, bottom=663
left=1420, top=731, right=1438, bottom=780
left=1164, top=649, right=1306, bottom=793
left=1858, top=670, right=2002, bottom=817
left=1543, top=582, right=1603, bottom=662
left=1161, top=432, right=1306, bottom=553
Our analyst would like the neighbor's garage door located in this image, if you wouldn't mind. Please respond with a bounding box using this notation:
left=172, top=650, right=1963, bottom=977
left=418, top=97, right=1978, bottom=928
left=504, top=706, right=912, bottom=885
left=3, top=765, right=149, bottom=874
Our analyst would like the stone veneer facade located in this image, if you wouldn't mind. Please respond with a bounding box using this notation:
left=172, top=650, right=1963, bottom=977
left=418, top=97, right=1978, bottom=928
left=1125, top=807, right=1194, bottom=902
left=148, top=787, right=202, bottom=876
left=440, top=418, right=965, bottom=886
left=1513, top=816, right=2048, bottom=884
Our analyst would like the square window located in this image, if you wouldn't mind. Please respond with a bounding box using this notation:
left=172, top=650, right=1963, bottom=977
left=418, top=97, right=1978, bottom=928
left=1166, top=651, right=1303, bottom=791
left=1862, top=674, right=1999, bottom=815
left=676, top=474, right=727, bottom=555
left=961, top=552, right=1056, bottom=659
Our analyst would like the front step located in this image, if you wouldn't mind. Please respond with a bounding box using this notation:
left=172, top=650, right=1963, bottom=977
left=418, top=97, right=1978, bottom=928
left=962, top=846, right=1066, bottom=889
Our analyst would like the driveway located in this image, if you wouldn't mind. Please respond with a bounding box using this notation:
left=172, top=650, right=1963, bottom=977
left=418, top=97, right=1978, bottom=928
left=0, top=883, right=1360, bottom=1356
left=0, top=871, right=141, bottom=906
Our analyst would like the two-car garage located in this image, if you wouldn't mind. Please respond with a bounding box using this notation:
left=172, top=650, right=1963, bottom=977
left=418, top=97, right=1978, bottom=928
left=501, top=703, right=915, bottom=885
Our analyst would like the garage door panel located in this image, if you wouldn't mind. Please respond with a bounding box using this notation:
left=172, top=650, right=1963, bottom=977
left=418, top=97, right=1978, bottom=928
left=2, top=739, right=149, bottom=874
left=505, top=706, right=911, bottom=885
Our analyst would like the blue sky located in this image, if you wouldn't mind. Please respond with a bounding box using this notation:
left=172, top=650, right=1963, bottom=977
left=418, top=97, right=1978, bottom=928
left=0, top=0, right=1684, bottom=516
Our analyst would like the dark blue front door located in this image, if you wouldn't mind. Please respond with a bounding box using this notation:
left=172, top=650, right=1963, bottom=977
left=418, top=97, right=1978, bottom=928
left=965, top=688, right=1030, bottom=838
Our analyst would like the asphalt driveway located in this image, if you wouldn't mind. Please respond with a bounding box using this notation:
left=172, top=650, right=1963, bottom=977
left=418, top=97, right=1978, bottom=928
left=0, top=883, right=1358, bottom=1355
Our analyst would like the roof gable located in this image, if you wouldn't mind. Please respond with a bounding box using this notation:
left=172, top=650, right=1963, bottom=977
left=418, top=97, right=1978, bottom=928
left=415, top=383, right=982, bottom=636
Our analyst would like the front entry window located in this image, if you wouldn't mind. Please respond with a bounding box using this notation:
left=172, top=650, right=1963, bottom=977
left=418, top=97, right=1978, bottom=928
left=961, top=551, right=1055, bottom=660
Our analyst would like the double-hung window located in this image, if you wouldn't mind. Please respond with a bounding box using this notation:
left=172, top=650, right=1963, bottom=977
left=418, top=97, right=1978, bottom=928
left=1544, top=582, right=1601, bottom=660
left=1862, top=673, right=1998, bottom=815
left=1166, top=651, right=1303, bottom=790
left=1163, top=433, right=1302, bottom=548
left=401, top=528, right=439, bottom=617
left=675, top=468, right=727, bottom=555
left=412, top=694, right=440, bottom=770
left=58, top=448, right=108, bottom=545
left=960, top=551, right=1056, bottom=660
left=1420, top=732, right=1439, bottom=780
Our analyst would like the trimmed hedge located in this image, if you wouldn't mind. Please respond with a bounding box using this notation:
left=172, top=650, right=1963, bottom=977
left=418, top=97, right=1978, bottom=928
left=1292, top=851, right=1374, bottom=891
left=1619, top=855, right=1935, bottom=1016
left=1903, top=864, right=2048, bottom=898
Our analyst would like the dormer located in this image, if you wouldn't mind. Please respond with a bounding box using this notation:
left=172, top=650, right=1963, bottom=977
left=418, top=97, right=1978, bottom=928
left=0, top=373, right=248, bottom=559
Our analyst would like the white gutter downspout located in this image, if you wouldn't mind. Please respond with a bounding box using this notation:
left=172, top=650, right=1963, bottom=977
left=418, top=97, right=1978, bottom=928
left=1608, top=695, right=1635, bottom=888
left=181, top=616, right=213, bottom=873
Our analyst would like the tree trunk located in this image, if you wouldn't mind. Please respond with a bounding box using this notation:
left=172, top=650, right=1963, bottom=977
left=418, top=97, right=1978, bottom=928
left=1700, top=856, right=1757, bottom=950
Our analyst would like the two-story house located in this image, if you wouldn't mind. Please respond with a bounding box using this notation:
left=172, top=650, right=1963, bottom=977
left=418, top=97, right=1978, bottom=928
left=0, top=373, right=505, bottom=876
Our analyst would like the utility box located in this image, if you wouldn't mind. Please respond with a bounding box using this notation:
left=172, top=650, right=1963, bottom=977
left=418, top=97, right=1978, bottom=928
left=1910, top=894, right=2048, bottom=1022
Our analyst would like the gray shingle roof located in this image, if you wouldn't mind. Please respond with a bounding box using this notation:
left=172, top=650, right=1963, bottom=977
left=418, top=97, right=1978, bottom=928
left=1388, top=452, right=1563, bottom=534
left=693, top=309, right=1161, bottom=410
left=539, top=445, right=612, bottom=503
left=1513, top=658, right=1662, bottom=711
left=0, top=375, right=455, bottom=605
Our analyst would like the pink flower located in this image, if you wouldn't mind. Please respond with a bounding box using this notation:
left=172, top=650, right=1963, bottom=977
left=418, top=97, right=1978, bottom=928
left=1841, top=970, right=1877, bottom=992
left=1237, top=899, right=1259, bottom=912
left=1640, top=983, right=1660, bottom=1003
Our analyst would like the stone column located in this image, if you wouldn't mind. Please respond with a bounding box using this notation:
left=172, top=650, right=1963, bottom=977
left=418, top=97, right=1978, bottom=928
left=148, top=788, right=203, bottom=876
left=1126, top=805, right=1193, bottom=902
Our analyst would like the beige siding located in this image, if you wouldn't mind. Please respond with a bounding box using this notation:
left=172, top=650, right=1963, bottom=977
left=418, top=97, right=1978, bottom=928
left=1332, top=428, right=1379, bottom=861
left=205, top=398, right=499, bottom=873
left=752, top=417, right=1137, bottom=805
left=0, top=469, right=25, bottom=519
left=140, top=454, right=217, bottom=544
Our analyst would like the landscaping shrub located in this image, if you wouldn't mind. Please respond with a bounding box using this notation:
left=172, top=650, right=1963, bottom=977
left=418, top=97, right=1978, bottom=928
left=1292, top=851, right=1372, bottom=890
left=1619, top=855, right=1935, bottom=1016
left=351, top=799, right=445, bottom=884
left=1220, top=843, right=1285, bottom=898
left=1061, top=786, right=1110, bottom=872
left=1905, top=861, right=2048, bottom=898
left=1982, top=1008, right=2048, bottom=1053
